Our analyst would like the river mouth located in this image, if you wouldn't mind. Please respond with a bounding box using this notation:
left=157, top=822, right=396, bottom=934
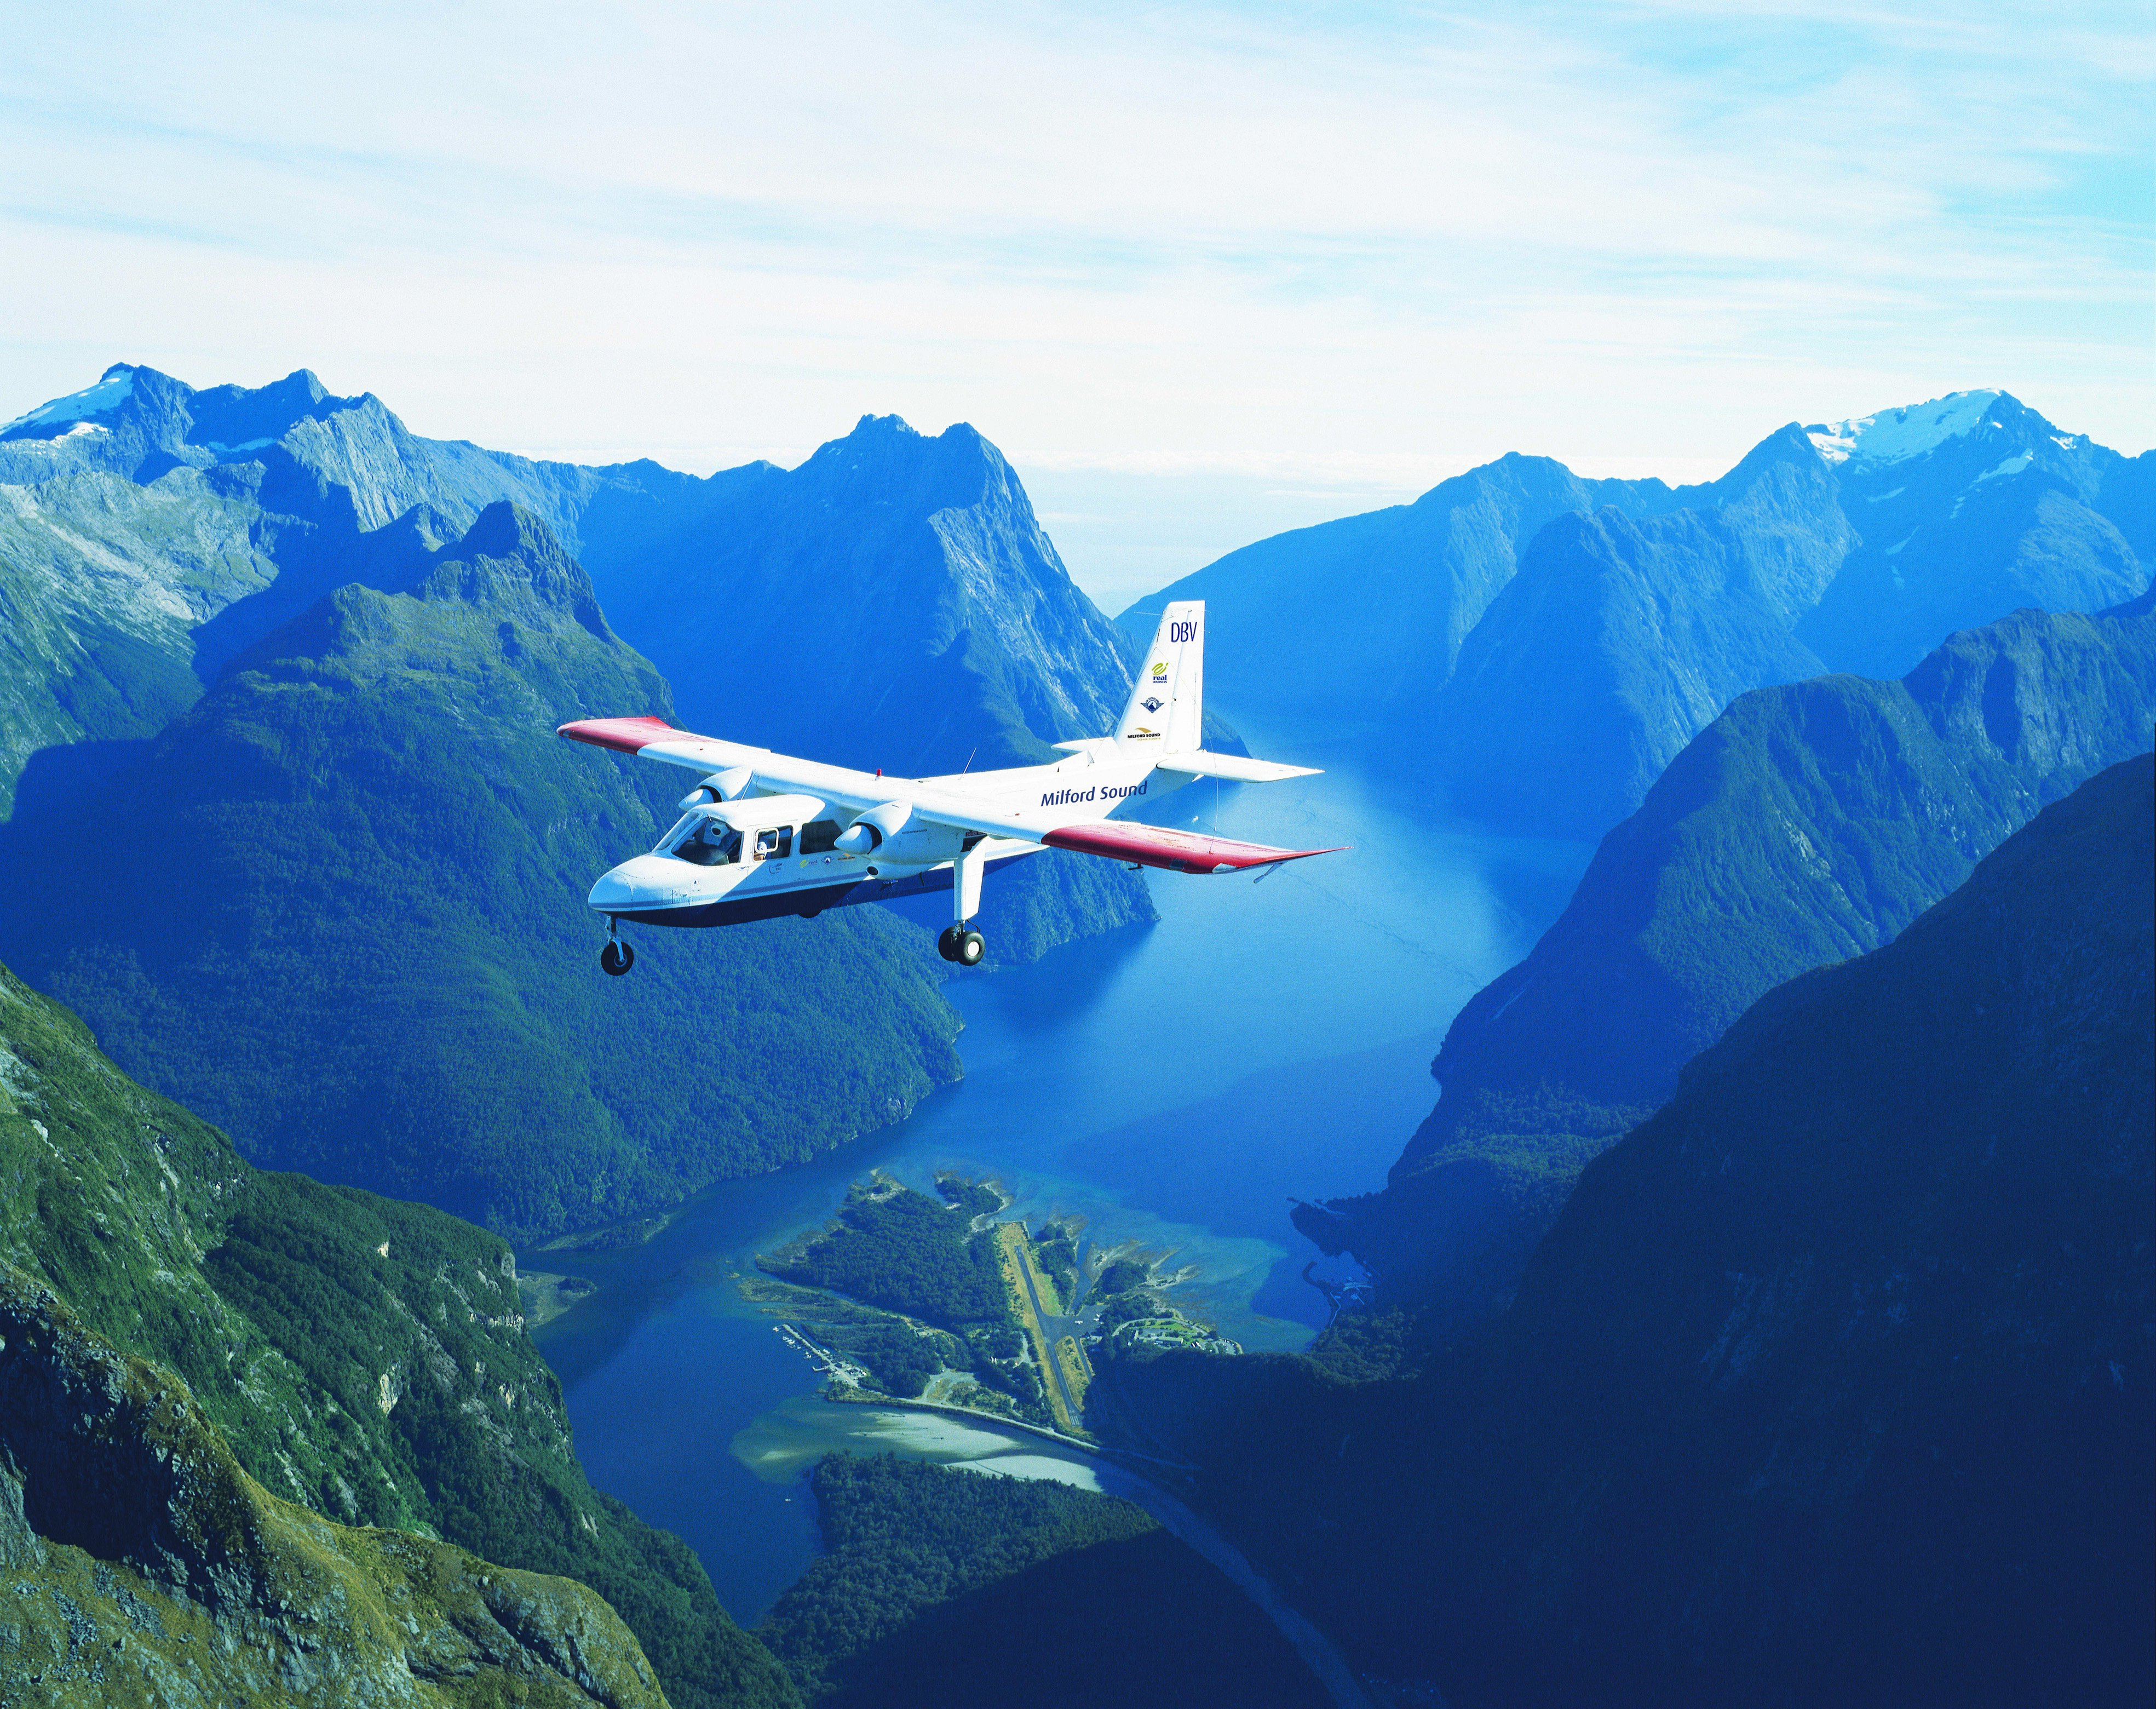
left=530, top=726, right=1589, bottom=1621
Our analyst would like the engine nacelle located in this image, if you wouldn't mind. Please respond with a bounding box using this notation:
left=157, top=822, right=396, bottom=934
left=836, top=800, right=913, bottom=854
left=677, top=766, right=754, bottom=810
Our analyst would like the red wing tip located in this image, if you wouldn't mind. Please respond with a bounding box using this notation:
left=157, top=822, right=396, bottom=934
left=1043, top=823, right=1350, bottom=875
left=557, top=715, right=680, bottom=754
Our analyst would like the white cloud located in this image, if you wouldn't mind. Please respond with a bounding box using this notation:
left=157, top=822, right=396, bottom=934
left=1, top=0, right=2147, bottom=598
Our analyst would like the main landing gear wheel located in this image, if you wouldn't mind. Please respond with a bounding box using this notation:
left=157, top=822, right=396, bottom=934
left=600, top=939, right=635, bottom=977
left=936, top=925, right=987, bottom=967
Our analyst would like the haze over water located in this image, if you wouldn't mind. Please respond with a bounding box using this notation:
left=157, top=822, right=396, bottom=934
left=531, top=721, right=1589, bottom=1620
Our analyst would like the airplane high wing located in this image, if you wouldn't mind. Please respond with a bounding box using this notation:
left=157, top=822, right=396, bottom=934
left=557, top=600, right=1344, bottom=972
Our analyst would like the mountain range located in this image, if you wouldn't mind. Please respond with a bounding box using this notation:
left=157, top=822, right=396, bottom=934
left=0, top=502, right=964, bottom=1241
left=1132, top=391, right=2151, bottom=839
left=7, top=360, right=2151, bottom=1707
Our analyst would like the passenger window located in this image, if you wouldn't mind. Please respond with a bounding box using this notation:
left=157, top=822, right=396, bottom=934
left=672, top=820, right=741, bottom=867
left=801, top=819, right=841, bottom=855
left=754, top=826, right=794, bottom=861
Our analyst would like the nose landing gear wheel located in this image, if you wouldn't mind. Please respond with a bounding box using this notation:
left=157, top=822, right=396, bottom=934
left=600, top=939, right=635, bottom=976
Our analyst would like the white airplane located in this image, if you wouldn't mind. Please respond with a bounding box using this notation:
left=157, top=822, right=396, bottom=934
left=559, top=601, right=1342, bottom=973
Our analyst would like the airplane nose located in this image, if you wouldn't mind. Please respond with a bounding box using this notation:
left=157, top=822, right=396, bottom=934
left=588, top=866, right=637, bottom=912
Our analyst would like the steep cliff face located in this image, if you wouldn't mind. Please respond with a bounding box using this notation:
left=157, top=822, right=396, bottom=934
left=1122, top=757, right=2154, bottom=1708
left=0, top=1268, right=673, bottom=1709
left=1427, top=431, right=1852, bottom=838
left=1120, top=453, right=1680, bottom=727
left=1303, top=594, right=2156, bottom=1327
left=587, top=414, right=1143, bottom=776
left=0, top=958, right=800, bottom=1708
left=0, top=504, right=958, bottom=1242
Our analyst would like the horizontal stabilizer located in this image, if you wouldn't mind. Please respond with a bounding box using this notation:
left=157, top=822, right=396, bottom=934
left=1154, top=750, right=1321, bottom=784
left=1043, top=820, right=1344, bottom=876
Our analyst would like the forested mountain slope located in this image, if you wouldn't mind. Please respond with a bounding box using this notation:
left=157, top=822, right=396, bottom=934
left=1119, top=754, right=2154, bottom=1707
left=0, top=957, right=798, bottom=1708
left=0, top=503, right=961, bottom=1240
left=1301, top=590, right=2156, bottom=1327
left=2, top=1270, right=674, bottom=1709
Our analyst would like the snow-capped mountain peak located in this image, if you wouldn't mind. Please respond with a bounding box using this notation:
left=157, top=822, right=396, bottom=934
left=1806, top=390, right=2002, bottom=471
left=1, top=364, right=136, bottom=437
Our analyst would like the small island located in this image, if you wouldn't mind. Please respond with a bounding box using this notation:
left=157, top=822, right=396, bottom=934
left=741, top=1172, right=1240, bottom=1440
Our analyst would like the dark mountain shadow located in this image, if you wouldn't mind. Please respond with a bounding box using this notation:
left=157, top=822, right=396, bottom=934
left=186, top=496, right=452, bottom=685
left=0, top=737, right=159, bottom=875
left=816, top=1528, right=1330, bottom=1709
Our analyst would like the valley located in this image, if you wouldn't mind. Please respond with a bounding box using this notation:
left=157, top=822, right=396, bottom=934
left=2, top=353, right=2148, bottom=1708
left=521, top=728, right=1579, bottom=1621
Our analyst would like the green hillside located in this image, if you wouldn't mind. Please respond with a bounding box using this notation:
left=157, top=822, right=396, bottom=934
left=1, top=1268, right=675, bottom=1708
left=0, top=954, right=800, bottom=1708
left=0, top=501, right=961, bottom=1242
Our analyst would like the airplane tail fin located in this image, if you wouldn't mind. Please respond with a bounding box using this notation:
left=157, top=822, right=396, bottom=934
left=1116, top=600, right=1204, bottom=754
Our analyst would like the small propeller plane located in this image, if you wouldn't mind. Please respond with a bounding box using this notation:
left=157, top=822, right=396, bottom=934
left=558, top=601, right=1343, bottom=973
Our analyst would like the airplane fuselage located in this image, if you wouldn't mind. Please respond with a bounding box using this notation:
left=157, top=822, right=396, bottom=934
left=588, top=747, right=1185, bottom=930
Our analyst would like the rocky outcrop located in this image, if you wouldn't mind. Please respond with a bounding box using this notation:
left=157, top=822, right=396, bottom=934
left=0, top=1265, right=669, bottom=1708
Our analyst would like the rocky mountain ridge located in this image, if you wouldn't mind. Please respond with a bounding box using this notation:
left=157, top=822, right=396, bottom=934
left=1131, top=389, right=2152, bottom=840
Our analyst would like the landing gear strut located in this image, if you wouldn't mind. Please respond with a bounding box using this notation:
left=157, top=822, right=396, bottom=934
left=939, top=844, right=988, bottom=968
left=600, top=920, right=635, bottom=977
left=936, top=924, right=986, bottom=967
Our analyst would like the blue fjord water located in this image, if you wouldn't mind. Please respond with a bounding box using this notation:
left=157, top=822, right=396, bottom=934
left=528, top=729, right=1588, bottom=1621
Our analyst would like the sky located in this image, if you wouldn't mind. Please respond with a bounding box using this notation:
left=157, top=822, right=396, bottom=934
left=3, top=1, right=2149, bottom=610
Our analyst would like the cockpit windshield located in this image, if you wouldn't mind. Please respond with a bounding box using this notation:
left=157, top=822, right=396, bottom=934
left=660, top=813, right=743, bottom=867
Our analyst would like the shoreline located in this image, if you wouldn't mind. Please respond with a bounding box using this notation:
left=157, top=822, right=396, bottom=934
left=823, top=1383, right=1192, bottom=1470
